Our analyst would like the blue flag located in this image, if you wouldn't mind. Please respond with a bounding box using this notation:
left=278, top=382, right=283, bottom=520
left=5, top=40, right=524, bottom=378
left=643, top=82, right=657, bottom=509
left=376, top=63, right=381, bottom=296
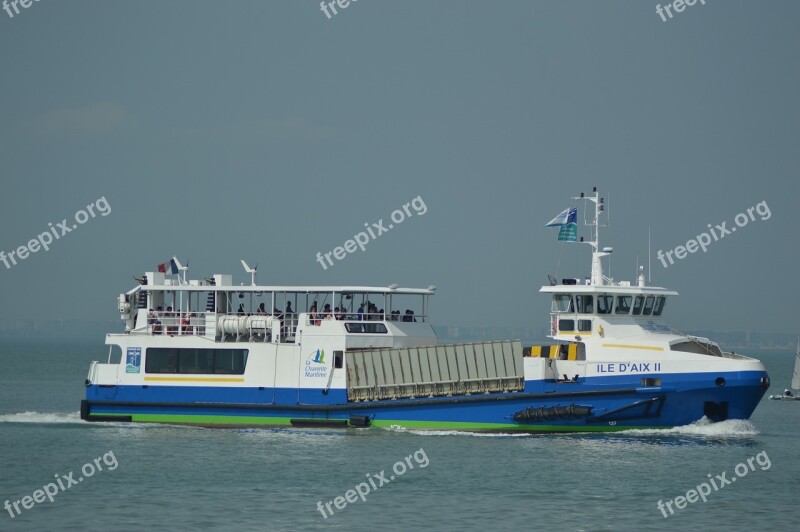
left=545, top=208, right=577, bottom=242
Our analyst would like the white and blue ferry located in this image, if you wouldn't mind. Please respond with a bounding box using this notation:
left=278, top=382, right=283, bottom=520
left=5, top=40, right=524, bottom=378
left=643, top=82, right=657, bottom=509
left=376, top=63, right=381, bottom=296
left=81, top=190, right=770, bottom=432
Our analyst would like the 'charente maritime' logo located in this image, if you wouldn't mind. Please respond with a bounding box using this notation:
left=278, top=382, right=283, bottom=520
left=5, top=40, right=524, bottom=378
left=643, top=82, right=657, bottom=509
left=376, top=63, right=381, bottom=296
left=305, top=349, right=328, bottom=378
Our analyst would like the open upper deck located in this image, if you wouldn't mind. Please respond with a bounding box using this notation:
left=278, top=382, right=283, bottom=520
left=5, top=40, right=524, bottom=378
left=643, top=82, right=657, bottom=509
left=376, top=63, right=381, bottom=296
left=115, top=271, right=436, bottom=345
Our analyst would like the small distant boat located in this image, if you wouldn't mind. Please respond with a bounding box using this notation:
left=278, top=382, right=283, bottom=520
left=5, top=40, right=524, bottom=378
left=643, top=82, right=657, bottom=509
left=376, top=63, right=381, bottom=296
left=769, top=338, right=800, bottom=401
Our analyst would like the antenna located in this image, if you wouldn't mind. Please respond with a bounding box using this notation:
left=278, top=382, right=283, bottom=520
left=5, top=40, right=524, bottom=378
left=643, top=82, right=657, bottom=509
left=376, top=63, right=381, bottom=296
left=241, top=260, right=258, bottom=286
left=647, top=225, right=653, bottom=284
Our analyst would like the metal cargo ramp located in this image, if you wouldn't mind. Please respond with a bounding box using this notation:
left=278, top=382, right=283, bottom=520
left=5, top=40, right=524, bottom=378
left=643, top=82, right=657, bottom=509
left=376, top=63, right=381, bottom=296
left=345, top=340, right=524, bottom=402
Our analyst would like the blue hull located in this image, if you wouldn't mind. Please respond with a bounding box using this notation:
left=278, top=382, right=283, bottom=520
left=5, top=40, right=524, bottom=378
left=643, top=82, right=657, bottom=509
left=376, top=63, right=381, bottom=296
left=82, top=370, right=769, bottom=432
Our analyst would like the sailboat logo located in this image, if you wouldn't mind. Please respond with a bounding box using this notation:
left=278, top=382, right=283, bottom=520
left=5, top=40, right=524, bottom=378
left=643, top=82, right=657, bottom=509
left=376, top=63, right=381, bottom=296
left=308, top=349, right=325, bottom=364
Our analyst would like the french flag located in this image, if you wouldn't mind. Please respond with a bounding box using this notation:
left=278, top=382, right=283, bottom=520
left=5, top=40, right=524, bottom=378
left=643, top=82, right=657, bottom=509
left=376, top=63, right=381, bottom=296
left=157, top=258, right=178, bottom=274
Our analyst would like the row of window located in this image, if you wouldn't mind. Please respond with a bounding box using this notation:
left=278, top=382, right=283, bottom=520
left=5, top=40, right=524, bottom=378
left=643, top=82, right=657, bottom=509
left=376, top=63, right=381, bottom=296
left=552, top=295, right=666, bottom=317
left=558, top=319, right=593, bottom=333
left=344, top=322, right=388, bottom=334
left=144, top=348, right=249, bottom=375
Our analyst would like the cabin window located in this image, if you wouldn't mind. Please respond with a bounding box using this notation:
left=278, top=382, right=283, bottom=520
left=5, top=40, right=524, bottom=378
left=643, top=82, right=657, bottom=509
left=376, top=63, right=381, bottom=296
left=575, top=295, right=593, bottom=314
left=597, top=295, right=613, bottom=315
left=632, top=296, right=644, bottom=315
left=652, top=296, right=666, bottom=316
left=552, top=295, right=574, bottom=313
left=615, top=296, right=632, bottom=314
left=345, top=322, right=388, bottom=334
left=577, top=319, right=592, bottom=332
left=642, top=296, right=655, bottom=316
left=559, top=319, right=575, bottom=332
left=145, top=348, right=248, bottom=374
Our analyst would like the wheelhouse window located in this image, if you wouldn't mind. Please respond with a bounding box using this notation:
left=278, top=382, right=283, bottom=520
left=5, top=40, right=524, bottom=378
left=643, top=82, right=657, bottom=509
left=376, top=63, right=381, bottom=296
left=145, top=348, right=248, bottom=374
left=559, top=319, right=575, bottom=332
left=577, top=319, right=592, bottom=332
left=597, top=295, right=613, bottom=315
left=552, top=295, right=574, bottom=313
left=652, top=296, right=666, bottom=316
left=632, top=296, right=644, bottom=315
left=615, top=296, right=632, bottom=314
left=575, top=295, right=593, bottom=314
left=642, top=296, right=655, bottom=316
left=345, top=322, right=388, bottom=334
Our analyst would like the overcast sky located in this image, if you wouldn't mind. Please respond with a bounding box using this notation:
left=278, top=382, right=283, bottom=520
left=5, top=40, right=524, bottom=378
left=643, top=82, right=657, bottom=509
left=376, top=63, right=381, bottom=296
left=0, top=1, right=797, bottom=334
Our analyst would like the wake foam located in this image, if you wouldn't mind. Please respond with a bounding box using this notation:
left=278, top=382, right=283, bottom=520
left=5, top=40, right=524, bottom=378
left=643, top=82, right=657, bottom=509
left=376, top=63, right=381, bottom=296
left=383, top=425, right=531, bottom=438
left=622, top=417, right=758, bottom=437
left=0, top=411, right=84, bottom=424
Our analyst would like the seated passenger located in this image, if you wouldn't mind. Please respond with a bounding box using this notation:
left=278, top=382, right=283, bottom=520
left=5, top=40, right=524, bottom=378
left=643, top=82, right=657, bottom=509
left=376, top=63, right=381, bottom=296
left=323, top=304, right=332, bottom=319
left=237, top=304, right=245, bottom=315
left=257, top=303, right=267, bottom=315
left=166, top=306, right=177, bottom=334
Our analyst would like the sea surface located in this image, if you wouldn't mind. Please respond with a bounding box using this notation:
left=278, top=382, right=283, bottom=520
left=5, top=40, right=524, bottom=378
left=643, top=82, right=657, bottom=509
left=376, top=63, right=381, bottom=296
left=0, top=339, right=797, bottom=531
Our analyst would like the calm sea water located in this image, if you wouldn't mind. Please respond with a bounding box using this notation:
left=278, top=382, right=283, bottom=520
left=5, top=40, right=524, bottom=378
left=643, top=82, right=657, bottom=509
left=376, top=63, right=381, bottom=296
left=0, top=339, right=797, bottom=531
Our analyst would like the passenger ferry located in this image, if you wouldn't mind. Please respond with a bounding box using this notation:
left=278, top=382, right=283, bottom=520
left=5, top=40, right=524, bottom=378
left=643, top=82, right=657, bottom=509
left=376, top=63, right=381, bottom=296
left=81, top=189, right=770, bottom=432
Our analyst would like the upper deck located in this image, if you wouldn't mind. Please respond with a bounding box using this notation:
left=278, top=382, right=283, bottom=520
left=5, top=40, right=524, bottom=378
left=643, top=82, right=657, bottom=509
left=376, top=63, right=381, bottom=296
left=114, top=270, right=437, bottom=347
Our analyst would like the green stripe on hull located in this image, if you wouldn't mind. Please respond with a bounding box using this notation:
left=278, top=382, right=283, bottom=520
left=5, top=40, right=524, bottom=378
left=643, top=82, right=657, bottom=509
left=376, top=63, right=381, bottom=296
left=89, top=413, right=668, bottom=432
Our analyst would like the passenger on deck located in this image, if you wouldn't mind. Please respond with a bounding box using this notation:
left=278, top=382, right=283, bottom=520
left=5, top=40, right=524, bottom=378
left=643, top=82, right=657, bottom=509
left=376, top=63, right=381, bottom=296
left=403, top=310, right=412, bottom=322
left=357, top=303, right=365, bottom=321
left=257, top=303, right=267, bottom=315
left=181, top=313, right=191, bottom=334
left=785, top=388, right=794, bottom=397
left=166, top=306, right=177, bottom=334
left=368, top=302, right=378, bottom=320
left=309, top=303, right=319, bottom=325
left=334, top=307, right=341, bottom=320
left=323, top=304, right=332, bottom=318
left=237, top=304, right=245, bottom=315
left=148, top=309, right=162, bottom=334
left=285, top=301, right=294, bottom=315
left=378, top=308, right=385, bottom=320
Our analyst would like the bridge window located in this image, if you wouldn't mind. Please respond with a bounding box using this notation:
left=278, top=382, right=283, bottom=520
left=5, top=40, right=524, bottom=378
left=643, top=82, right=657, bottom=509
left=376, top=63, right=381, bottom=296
left=559, top=319, right=575, bottom=332
left=345, top=322, right=388, bottom=334
left=642, top=296, right=655, bottom=316
left=575, top=295, right=593, bottom=314
left=552, top=294, right=574, bottom=313
left=652, top=296, right=666, bottom=316
left=615, top=296, right=632, bottom=314
left=597, top=295, right=613, bottom=314
left=145, top=348, right=248, bottom=374
left=577, top=320, right=592, bottom=332
left=632, top=296, right=644, bottom=315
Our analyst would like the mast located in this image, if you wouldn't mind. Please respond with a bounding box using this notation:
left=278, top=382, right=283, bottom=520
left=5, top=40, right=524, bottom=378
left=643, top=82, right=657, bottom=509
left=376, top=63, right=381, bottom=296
left=792, top=337, right=800, bottom=391
left=573, top=187, right=611, bottom=286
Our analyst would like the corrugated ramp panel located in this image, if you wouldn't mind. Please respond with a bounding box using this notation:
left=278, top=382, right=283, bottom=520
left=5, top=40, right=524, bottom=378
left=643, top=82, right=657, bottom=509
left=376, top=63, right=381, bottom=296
left=346, top=340, right=524, bottom=401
